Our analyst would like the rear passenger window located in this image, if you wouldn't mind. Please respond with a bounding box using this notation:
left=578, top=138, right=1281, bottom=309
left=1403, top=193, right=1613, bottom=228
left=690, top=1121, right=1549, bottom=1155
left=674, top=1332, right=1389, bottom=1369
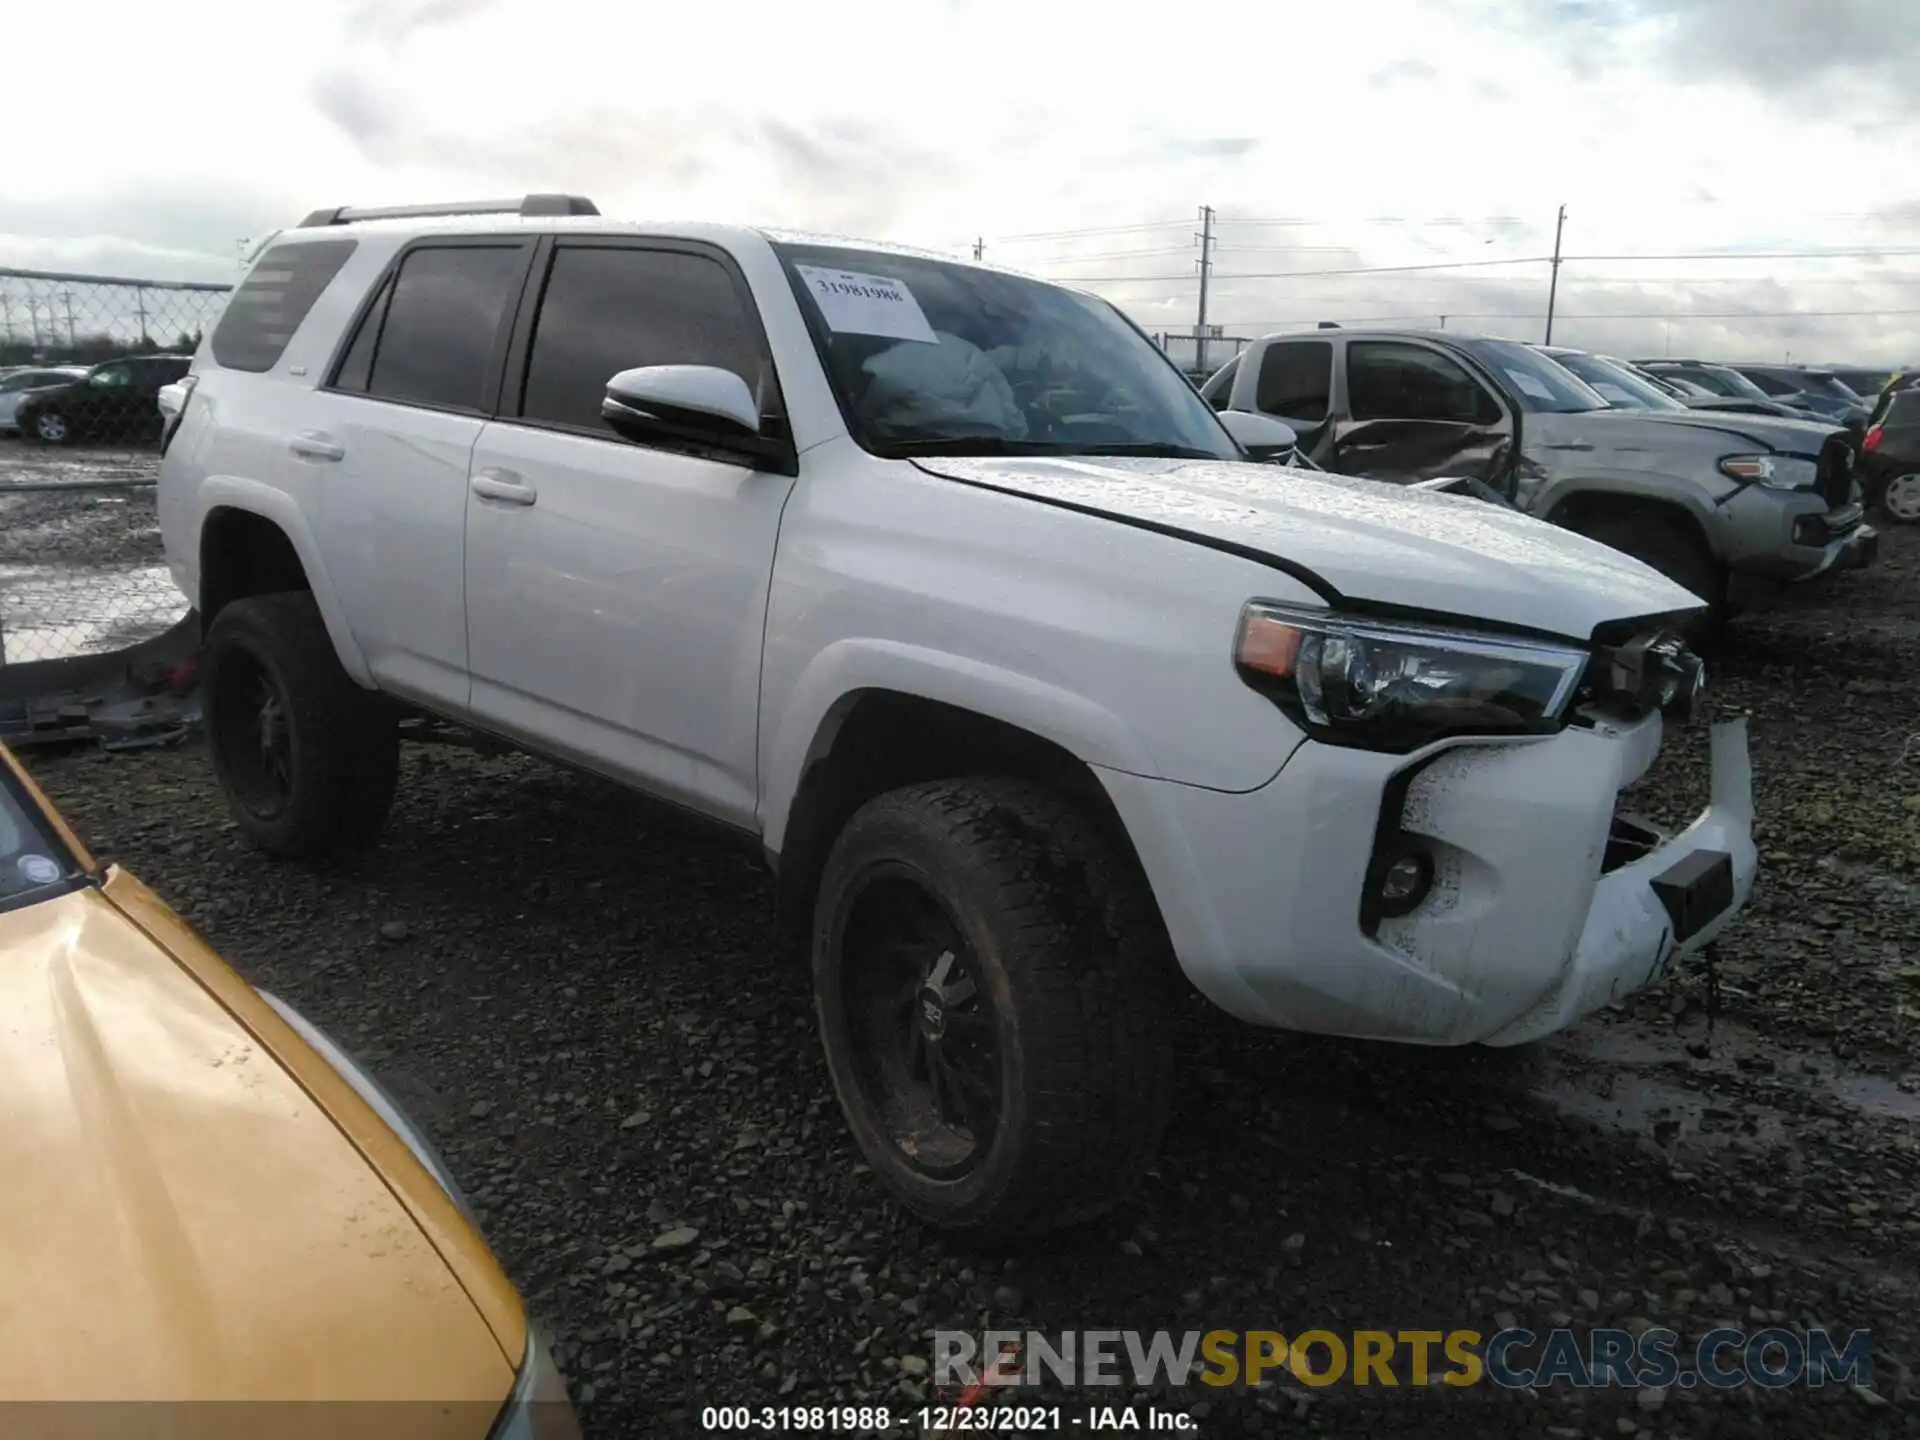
left=520, top=246, right=768, bottom=433
left=211, top=240, right=357, bottom=372
left=1255, top=340, right=1332, bottom=423
left=351, top=245, right=526, bottom=412
left=1348, top=342, right=1501, bottom=426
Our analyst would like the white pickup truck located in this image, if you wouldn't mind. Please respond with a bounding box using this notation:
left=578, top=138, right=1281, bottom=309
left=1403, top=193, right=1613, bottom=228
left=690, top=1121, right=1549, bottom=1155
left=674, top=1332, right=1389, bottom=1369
left=157, top=195, right=1756, bottom=1236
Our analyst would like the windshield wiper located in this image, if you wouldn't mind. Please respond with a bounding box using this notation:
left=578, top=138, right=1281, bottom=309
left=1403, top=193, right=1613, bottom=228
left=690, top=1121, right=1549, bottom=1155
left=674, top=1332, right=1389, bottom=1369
left=1071, top=441, right=1223, bottom=460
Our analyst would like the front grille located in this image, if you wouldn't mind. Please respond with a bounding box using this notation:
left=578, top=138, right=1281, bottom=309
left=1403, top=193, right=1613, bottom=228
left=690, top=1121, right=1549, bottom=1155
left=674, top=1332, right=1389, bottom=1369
left=1819, top=435, right=1857, bottom=508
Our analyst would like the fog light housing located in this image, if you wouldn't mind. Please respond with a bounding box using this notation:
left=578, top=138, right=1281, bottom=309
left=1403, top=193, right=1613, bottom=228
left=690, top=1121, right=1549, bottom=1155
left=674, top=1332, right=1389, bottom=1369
left=1375, top=848, right=1433, bottom=918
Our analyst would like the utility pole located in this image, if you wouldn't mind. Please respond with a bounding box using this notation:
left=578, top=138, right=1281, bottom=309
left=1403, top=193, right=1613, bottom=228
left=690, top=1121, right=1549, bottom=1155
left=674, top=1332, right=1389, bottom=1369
left=1543, top=203, right=1567, bottom=345
left=1195, top=204, right=1215, bottom=377
left=972, top=237, right=984, bottom=261
left=1438, top=314, right=1447, bottom=330
left=59, top=290, right=75, bottom=349
left=136, top=285, right=150, bottom=347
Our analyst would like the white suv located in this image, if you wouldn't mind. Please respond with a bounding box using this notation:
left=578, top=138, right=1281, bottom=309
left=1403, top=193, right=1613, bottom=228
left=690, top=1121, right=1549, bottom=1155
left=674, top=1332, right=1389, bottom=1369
left=158, top=195, right=1757, bottom=1236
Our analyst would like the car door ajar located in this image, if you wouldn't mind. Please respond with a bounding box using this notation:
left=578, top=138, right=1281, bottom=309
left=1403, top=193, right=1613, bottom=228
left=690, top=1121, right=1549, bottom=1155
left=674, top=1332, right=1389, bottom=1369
left=462, top=239, right=797, bottom=829
left=306, top=238, right=535, bottom=714
left=1331, top=340, right=1513, bottom=487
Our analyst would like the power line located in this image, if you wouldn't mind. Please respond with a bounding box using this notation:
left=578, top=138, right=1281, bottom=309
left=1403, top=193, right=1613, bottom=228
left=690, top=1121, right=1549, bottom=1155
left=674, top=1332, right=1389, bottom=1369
left=1214, top=308, right=1920, bottom=324
left=1050, top=254, right=1553, bottom=284
left=1563, top=247, right=1920, bottom=261
left=1014, top=245, right=1198, bottom=263
left=989, top=219, right=1190, bottom=243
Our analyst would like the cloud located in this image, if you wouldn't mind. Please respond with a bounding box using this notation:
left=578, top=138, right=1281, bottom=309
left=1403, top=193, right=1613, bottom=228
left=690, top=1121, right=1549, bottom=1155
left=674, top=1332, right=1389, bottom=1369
left=342, top=0, right=498, bottom=45
left=0, top=178, right=297, bottom=280
left=311, top=68, right=408, bottom=154
left=1368, top=57, right=1439, bottom=86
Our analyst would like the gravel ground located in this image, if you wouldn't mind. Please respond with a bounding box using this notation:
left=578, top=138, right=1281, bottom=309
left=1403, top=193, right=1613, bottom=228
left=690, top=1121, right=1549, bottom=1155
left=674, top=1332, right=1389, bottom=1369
left=24, top=526, right=1920, bottom=1440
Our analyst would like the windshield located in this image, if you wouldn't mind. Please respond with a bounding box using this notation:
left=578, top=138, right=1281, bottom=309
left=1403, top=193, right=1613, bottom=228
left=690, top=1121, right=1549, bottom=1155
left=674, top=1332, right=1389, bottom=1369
left=0, top=756, right=84, bottom=913
left=1547, top=351, right=1686, bottom=411
left=773, top=243, right=1239, bottom=460
left=1459, top=337, right=1606, bottom=413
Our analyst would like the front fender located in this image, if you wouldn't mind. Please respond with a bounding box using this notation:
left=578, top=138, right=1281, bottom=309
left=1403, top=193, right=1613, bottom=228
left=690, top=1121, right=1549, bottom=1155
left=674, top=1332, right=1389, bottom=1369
left=758, top=638, right=1160, bottom=856
left=1536, top=469, right=1731, bottom=529
left=195, top=475, right=373, bottom=686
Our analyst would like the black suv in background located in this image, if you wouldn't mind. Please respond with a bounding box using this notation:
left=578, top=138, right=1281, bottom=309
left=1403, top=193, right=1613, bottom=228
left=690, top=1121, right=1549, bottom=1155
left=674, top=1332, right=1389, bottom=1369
left=1861, top=380, right=1920, bottom=524
left=15, top=355, right=193, bottom=445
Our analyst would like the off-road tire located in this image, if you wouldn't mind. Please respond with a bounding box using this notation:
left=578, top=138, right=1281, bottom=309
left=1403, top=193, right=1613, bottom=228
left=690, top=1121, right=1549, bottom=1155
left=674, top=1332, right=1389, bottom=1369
left=812, top=776, right=1174, bottom=1239
left=203, top=591, right=399, bottom=859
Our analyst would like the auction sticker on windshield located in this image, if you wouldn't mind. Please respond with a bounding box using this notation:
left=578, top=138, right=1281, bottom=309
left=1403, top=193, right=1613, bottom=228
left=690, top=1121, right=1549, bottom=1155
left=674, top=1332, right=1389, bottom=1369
left=795, top=266, right=938, bottom=344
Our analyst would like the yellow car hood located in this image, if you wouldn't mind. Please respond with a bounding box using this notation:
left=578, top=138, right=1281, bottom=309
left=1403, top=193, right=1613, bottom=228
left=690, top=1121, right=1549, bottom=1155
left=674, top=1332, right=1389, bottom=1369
left=0, top=874, right=518, bottom=1413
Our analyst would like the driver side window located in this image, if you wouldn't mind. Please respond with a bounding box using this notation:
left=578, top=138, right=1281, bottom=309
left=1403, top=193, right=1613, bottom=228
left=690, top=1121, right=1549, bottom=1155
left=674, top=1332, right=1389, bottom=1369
left=89, top=366, right=131, bottom=389
left=1348, top=342, right=1500, bottom=425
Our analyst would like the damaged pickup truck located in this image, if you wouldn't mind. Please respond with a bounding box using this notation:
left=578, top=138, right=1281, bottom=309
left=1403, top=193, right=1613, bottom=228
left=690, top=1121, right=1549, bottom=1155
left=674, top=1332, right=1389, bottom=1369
left=159, top=200, right=1757, bottom=1237
left=1201, top=328, right=1877, bottom=616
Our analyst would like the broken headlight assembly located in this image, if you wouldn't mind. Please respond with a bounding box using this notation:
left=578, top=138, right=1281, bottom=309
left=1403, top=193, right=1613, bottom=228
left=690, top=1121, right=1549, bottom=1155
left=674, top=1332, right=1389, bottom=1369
left=1235, top=602, right=1588, bottom=753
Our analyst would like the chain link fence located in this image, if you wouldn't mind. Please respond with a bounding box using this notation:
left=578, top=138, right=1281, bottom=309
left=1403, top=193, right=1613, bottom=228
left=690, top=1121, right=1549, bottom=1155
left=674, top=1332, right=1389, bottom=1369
left=1153, top=331, right=1256, bottom=384
left=1, top=268, right=228, bottom=667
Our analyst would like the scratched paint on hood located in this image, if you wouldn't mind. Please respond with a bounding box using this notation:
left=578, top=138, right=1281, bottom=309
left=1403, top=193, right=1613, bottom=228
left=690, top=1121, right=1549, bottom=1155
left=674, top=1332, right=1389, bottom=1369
left=911, top=454, right=1702, bottom=640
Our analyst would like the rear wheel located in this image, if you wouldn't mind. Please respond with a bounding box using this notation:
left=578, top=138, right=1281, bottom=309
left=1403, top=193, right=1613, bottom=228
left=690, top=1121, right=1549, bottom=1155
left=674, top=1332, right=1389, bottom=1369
left=812, top=776, right=1173, bottom=1238
left=203, top=592, right=399, bottom=859
left=1877, top=470, right=1920, bottom=525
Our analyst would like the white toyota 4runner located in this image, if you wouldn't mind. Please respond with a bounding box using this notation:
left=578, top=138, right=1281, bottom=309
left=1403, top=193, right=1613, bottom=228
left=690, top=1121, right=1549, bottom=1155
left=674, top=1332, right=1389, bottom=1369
left=158, top=194, right=1757, bottom=1236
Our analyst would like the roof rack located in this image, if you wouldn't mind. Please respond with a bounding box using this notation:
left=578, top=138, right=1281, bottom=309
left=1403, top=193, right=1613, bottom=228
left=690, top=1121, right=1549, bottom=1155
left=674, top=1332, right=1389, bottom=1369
left=296, top=194, right=600, bottom=227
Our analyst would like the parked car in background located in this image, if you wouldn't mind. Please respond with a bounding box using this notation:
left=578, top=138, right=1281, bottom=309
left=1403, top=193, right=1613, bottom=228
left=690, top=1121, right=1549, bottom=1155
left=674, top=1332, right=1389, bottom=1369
left=1205, top=329, right=1874, bottom=615
left=0, top=365, right=86, bottom=434
left=1635, top=360, right=1828, bottom=420
left=1861, top=381, right=1920, bottom=524
left=1622, top=362, right=1817, bottom=420
left=1535, top=345, right=1853, bottom=459
left=1826, top=366, right=1898, bottom=398
left=15, top=354, right=191, bottom=445
left=1722, top=364, right=1872, bottom=427
left=161, top=194, right=1757, bottom=1237
left=0, top=744, right=578, bottom=1433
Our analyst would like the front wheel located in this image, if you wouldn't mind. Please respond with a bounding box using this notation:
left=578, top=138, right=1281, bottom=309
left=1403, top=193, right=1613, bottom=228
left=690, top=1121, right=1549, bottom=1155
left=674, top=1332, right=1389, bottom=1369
left=31, top=410, right=70, bottom=445
left=203, top=592, right=399, bottom=859
left=812, top=776, right=1174, bottom=1238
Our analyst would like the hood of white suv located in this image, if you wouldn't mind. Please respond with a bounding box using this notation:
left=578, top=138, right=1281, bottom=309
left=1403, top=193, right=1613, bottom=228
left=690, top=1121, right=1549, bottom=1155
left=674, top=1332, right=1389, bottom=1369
left=911, top=454, right=1703, bottom=640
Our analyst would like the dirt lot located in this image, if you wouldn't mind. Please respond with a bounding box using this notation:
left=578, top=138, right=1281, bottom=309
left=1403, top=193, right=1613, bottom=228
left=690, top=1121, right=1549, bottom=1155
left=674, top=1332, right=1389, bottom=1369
left=25, top=526, right=1920, bottom=1439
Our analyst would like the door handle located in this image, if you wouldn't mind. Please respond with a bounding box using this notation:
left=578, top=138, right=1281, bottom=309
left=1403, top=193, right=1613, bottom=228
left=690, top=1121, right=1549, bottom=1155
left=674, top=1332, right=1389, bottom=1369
left=289, top=430, right=345, bottom=462
left=470, top=469, right=538, bottom=506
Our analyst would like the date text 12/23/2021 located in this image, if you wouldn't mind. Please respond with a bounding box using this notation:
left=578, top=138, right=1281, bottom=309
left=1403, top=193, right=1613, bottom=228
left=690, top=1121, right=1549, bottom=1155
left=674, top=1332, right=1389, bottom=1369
left=698, top=1404, right=1198, bottom=1431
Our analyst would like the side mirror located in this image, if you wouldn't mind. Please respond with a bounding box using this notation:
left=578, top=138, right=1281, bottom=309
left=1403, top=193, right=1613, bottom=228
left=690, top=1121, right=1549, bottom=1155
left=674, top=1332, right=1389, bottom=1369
left=601, top=365, right=789, bottom=469
left=1218, top=409, right=1300, bottom=461
left=610, top=366, right=768, bottom=439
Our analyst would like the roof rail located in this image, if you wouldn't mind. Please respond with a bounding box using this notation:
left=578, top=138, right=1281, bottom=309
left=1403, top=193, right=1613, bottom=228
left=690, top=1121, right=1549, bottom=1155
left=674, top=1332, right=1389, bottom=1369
left=296, top=194, right=601, bottom=227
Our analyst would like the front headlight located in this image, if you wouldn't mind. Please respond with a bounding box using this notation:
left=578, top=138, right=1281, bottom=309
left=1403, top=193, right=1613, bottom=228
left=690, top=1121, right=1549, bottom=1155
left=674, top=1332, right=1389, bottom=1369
left=1719, top=453, right=1816, bottom=490
left=1235, top=602, right=1588, bottom=752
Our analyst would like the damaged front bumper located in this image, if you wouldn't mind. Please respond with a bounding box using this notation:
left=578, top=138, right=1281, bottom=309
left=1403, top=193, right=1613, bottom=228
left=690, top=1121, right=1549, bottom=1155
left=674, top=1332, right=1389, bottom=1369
left=1479, top=718, right=1755, bottom=1045
left=1100, top=713, right=1757, bottom=1047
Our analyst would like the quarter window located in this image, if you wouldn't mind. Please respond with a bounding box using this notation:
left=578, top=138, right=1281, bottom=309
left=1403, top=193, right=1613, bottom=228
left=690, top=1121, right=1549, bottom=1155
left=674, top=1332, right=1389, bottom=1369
left=1347, top=342, right=1501, bottom=425
left=210, top=239, right=357, bottom=373
left=520, top=246, right=769, bottom=432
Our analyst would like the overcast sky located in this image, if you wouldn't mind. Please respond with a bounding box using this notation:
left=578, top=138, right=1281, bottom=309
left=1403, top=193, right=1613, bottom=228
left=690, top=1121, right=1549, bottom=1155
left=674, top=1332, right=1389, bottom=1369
left=5, top=0, right=1919, bottom=364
